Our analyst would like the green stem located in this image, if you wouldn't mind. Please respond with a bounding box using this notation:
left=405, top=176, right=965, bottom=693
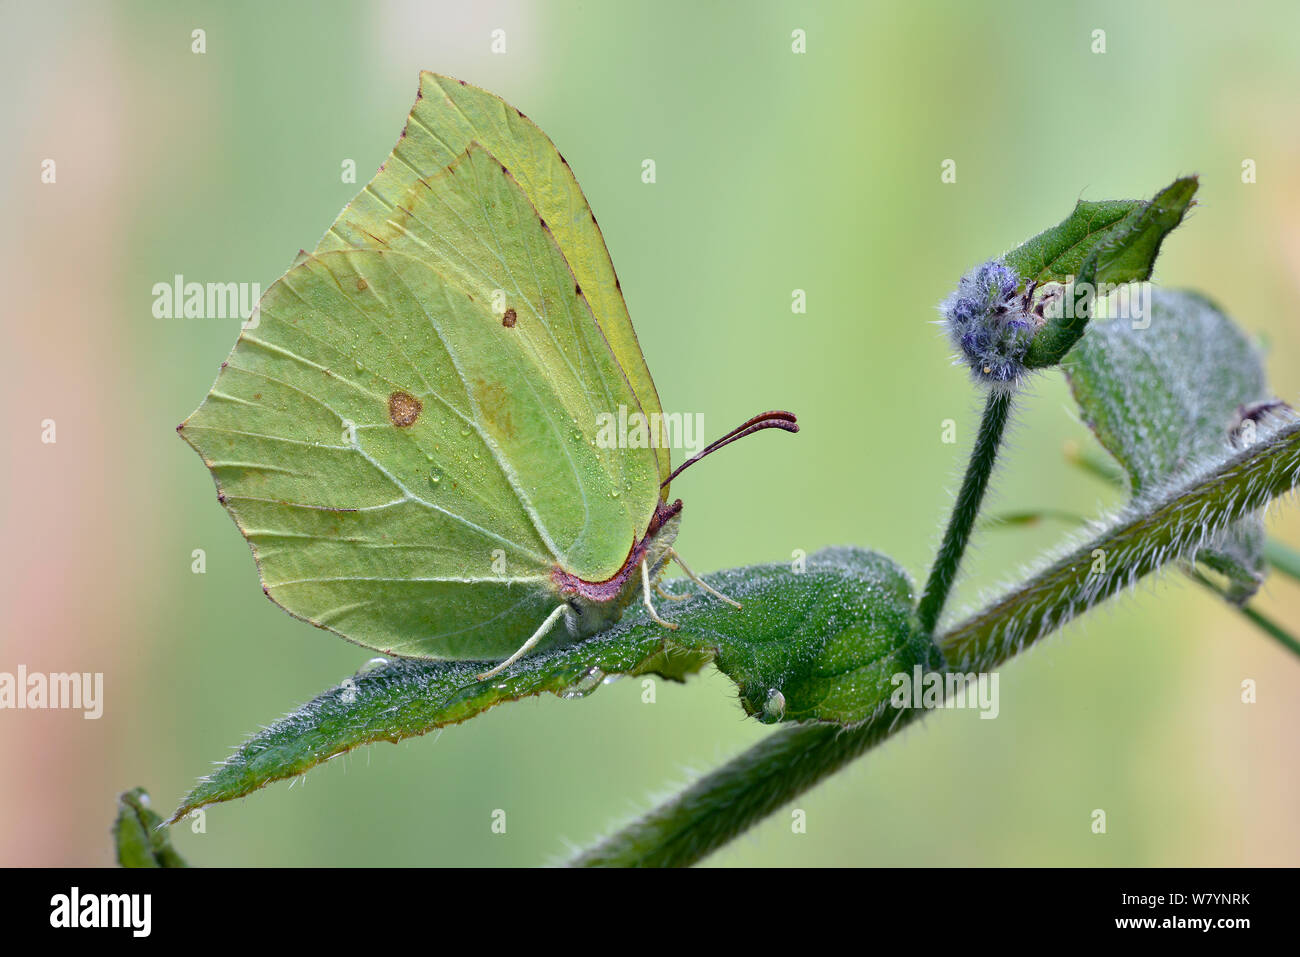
left=942, top=418, right=1300, bottom=668
left=1189, top=568, right=1300, bottom=659
left=1264, top=538, right=1300, bottom=585
left=1237, top=603, right=1300, bottom=658
left=916, top=389, right=1013, bottom=636
left=569, top=710, right=917, bottom=868
left=570, top=419, right=1300, bottom=868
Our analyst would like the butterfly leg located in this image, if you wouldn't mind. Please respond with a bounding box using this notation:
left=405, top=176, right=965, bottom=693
left=655, top=582, right=688, bottom=602
left=668, top=548, right=742, bottom=609
left=641, top=560, right=680, bottom=630
left=476, top=603, right=570, bottom=680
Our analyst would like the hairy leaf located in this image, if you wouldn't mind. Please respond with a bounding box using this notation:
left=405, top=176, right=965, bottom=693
left=1065, top=289, right=1275, bottom=602
left=1003, top=200, right=1139, bottom=286
left=168, top=546, right=935, bottom=823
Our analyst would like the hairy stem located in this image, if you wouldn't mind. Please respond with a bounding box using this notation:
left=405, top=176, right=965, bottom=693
left=570, top=418, right=1300, bottom=868
left=916, top=389, right=1013, bottom=636
left=569, top=708, right=917, bottom=868
left=941, top=417, right=1300, bottom=667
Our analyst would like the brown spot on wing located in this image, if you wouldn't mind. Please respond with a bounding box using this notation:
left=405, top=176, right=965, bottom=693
left=502, top=307, right=517, bottom=328
left=388, top=390, right=422, bottom=427
left=356, top=277, right=368, bottom=291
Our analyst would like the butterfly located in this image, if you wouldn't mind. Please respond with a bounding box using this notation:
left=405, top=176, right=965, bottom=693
left=179, top=73, right=796, bottom=679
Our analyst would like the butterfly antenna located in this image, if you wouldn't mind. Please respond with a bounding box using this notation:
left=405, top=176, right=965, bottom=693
left=661, top=410, right=798, bottom=488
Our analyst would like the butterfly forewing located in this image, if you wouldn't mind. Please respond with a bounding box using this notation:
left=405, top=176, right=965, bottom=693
left=318, top=143, right=661, bottom=563
left=315, top=72, right=672, bottom=485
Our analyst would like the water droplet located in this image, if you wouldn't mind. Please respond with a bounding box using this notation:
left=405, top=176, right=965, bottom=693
left=562, top=666, right=606, bottom=698
left=428, top=467, right=444, bottom=487
left=357, top=656, right=390, bottom=674
left=760, top=688, right=786, bottom=724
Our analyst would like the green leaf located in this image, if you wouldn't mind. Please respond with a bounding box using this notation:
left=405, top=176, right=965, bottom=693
left=1002, top=200, right=1140, bottom=286
left=114, top=788, right=187, bottom=868
left=1063, top=438, right=1127, bottom=487
left=1020, top=177, right=1198, bottom=368
left=168, top=547, right=936, bottom=823
left=1004, top=177, right=1198, bottom=288
left=1064, top=289, right=1275, bottom=603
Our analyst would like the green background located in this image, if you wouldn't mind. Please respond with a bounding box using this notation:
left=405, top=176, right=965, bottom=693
left=2, top=0, right=1298, bottom=866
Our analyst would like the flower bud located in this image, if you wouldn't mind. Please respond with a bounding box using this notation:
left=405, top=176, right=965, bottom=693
left=940, top=259, right=1038, bottom=391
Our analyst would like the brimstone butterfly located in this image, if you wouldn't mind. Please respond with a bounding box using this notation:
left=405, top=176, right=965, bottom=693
left=179, top=73, right=797, bottom=678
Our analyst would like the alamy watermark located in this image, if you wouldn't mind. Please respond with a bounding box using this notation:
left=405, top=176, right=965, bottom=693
left=1041, top=279, right=1153, bottom=330
left=890, top=665, right=999, bottom=719
left=50, top=887, right=150, bottom=936
left=0, top=666, right=103, bottom=719
left=595, top=405, right=706, bottom=457
left=152, top=274, right=260, bottom=327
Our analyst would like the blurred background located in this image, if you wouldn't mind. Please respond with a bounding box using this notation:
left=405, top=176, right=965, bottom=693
left=2, top=0, right=1298, bottom=866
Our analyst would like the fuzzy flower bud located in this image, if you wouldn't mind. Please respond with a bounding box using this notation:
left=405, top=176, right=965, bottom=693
left=940, top=259, right=1039, bottom=391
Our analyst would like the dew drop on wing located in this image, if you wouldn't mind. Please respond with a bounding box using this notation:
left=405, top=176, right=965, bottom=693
left=357, top=656, right=390, bottom=674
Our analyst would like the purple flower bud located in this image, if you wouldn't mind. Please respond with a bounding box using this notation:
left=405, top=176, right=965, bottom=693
left=939, top=259, right=1038, bottom=391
